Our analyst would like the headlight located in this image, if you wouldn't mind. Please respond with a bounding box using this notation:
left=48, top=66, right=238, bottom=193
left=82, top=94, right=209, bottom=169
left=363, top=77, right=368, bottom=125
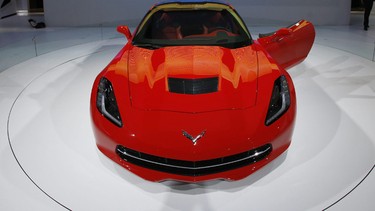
left=265, top=75, right=291, bottom=126
left=96, top=77, right=123, bottom=127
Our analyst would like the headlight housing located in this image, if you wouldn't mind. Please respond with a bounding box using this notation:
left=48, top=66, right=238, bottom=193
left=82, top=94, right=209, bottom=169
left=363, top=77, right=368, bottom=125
left=265, top=75, right=291, bottom=126
left=96, top=77, right=123, bottom=127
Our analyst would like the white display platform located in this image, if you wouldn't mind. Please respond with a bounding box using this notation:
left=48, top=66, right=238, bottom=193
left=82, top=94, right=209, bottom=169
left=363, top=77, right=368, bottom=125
left=0, top=37, right=374, bottom=210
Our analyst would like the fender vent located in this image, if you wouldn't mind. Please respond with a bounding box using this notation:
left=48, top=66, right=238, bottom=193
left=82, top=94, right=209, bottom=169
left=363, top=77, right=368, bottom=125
left=168, top=77, right=218, bottom=95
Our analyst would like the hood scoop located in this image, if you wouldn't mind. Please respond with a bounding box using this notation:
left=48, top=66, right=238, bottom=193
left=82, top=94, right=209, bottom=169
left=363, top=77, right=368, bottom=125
left=168, top=77, right=219, bottom=95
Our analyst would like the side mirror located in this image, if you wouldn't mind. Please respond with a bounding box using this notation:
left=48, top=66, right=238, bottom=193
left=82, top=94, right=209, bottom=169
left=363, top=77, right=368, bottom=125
left=117, top=25, right=132, bottom=40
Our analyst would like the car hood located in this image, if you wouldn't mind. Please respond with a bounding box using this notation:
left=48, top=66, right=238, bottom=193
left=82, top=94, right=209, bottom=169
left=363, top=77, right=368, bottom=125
left=127, top=45, right=258, bottom=113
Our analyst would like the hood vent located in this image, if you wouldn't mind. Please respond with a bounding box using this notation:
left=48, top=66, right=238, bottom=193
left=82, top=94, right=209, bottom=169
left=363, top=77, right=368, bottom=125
left=168, top=77, right=219, bottom=95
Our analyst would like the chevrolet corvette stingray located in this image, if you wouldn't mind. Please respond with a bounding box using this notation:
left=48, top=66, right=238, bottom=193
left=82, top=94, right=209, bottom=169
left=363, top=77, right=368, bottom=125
left=90, top=0, right=315, bottom=182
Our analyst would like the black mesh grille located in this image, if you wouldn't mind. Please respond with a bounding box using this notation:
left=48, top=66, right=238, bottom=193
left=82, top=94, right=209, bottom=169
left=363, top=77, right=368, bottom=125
left=168, top=77, right=219, bottom=94
left=116, top=144, right=272, bottom=177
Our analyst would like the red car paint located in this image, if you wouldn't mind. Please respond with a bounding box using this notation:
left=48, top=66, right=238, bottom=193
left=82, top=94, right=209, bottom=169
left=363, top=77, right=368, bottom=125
left=90, top=1, right=315, bottom=182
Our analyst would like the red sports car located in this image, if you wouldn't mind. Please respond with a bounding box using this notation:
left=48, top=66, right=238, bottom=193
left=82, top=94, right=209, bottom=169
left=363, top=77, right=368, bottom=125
left=90, top=0, right=315, bottom=182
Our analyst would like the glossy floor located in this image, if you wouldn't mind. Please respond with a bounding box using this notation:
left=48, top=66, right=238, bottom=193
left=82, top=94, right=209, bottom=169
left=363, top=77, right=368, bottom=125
left=0, top=15, right=375, bottom=211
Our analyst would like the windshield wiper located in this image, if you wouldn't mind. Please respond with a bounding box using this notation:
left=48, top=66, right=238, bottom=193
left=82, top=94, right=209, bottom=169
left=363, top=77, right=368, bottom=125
left=216, top=39, right=229, bottom=44
left=133, top=42, right=163, bottom=50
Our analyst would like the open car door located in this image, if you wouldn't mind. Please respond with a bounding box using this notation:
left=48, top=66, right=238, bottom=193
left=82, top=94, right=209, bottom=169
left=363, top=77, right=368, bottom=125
left=256, top=20, right=315, bottom=70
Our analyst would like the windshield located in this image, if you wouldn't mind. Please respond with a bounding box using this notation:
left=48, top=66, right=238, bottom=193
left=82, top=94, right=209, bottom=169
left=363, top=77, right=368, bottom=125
left=133, top=4, right=252, bottom=49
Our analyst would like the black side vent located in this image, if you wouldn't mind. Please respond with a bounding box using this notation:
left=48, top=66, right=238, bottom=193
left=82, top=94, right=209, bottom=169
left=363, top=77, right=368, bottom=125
left=168, top=77, right=219, bottom=95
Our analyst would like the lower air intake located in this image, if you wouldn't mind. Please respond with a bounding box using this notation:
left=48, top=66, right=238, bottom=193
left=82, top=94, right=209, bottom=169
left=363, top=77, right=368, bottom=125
left=116, top=144, right=272, bottom=177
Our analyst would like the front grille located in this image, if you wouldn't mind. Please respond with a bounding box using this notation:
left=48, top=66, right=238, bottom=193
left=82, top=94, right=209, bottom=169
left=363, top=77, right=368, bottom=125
left=168, top=77, right=219, bottom=94
left=115, top=144, right=272, bottom=177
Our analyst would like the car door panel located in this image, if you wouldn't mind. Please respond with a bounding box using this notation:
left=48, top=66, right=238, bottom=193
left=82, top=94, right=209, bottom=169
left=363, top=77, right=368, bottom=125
left=256, top=20, right=315, bottom=70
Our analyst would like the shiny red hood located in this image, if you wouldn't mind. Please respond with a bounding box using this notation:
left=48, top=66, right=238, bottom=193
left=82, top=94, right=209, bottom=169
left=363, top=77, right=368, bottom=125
left=127, top=45, right=258, bottom=113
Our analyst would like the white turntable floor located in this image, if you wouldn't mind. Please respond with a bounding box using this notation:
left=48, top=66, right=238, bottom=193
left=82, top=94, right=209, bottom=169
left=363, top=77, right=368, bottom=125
left=1, top=17, right=375, bottom=211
